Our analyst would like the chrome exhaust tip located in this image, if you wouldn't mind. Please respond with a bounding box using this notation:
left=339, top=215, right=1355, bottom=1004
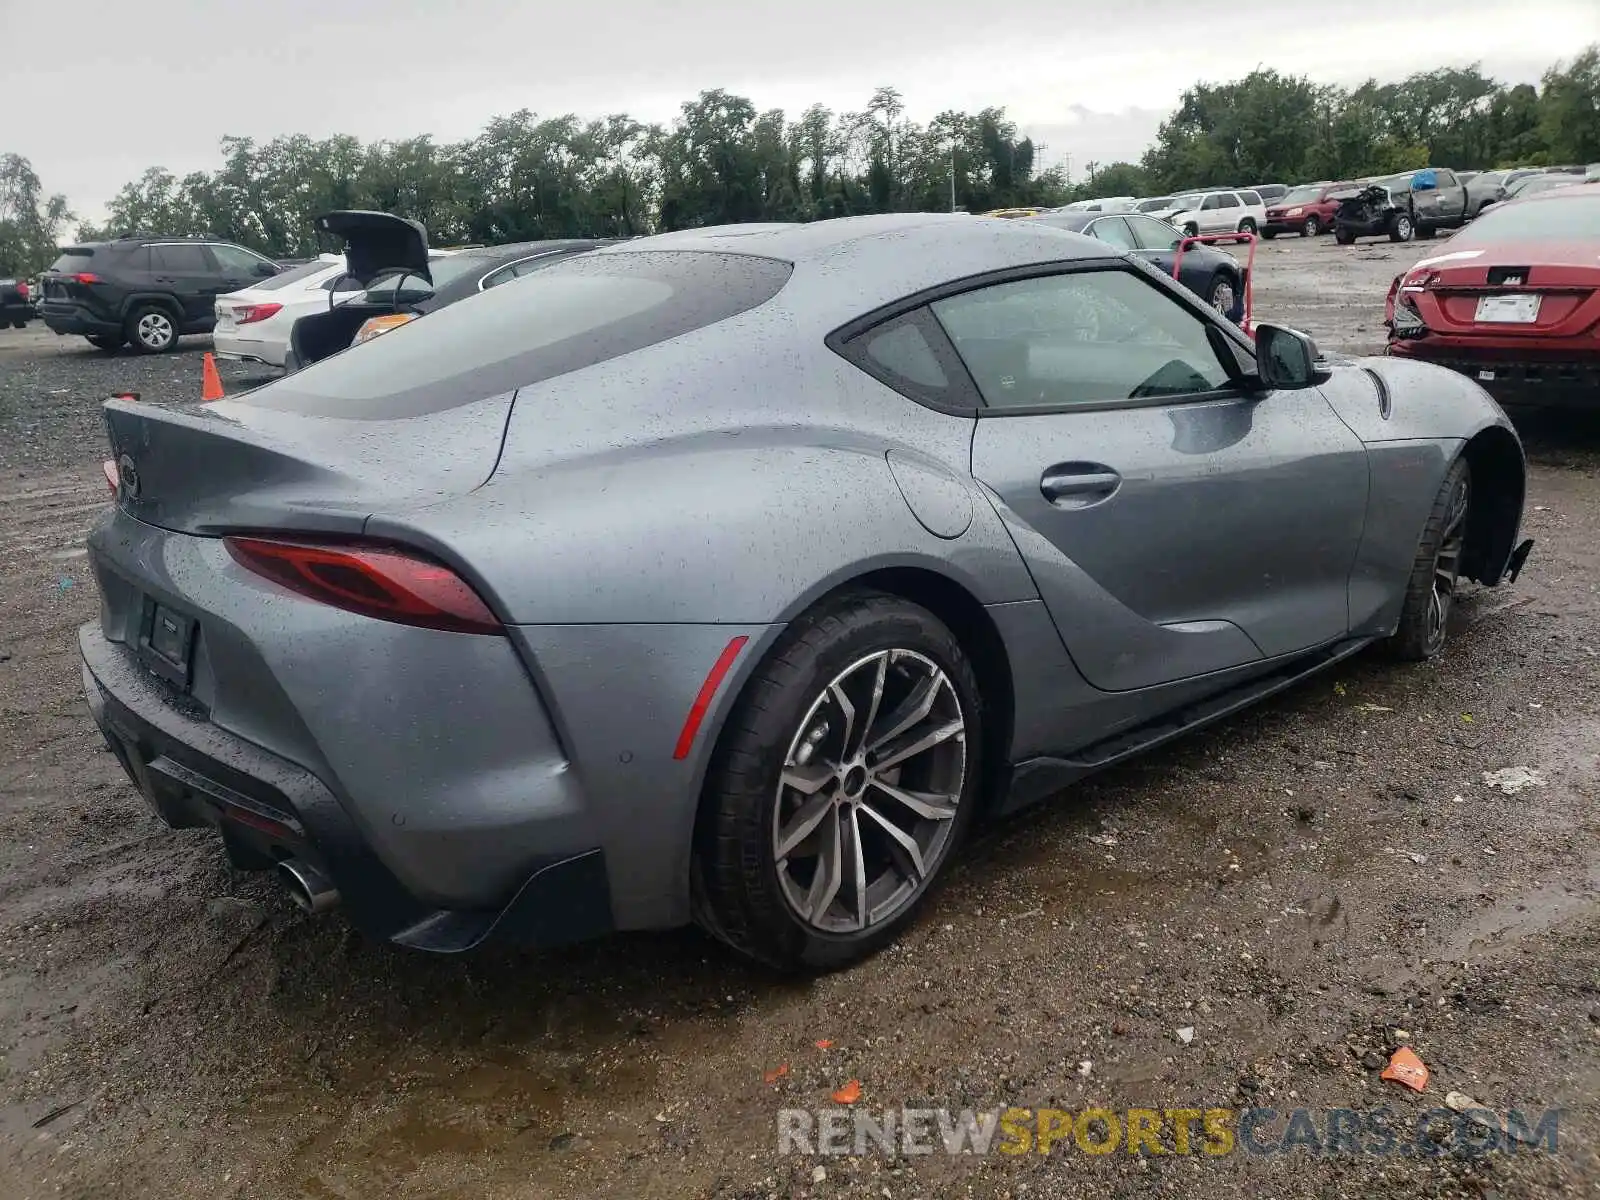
left=278, top=859, right=340, bottom=914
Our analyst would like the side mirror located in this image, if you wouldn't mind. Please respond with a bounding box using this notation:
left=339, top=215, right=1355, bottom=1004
left=1254, top=324, right=1327, bottom=390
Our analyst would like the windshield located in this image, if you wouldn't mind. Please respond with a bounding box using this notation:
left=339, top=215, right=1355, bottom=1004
left=1449, top=190, right=1600, bottom=243
left=1510, top=176, right=1582, bottom=197
left=1136, top=197, right=1173, bottom=212
left=1279, top=186, right=1324, bottom=205
left=1169, top=194, right=1202, bottom=210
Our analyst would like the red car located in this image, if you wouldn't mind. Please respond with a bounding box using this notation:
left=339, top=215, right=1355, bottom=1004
left=1384, top=185, right=1600, bottom=408
left=1261, top=181, right=1357, bottom=238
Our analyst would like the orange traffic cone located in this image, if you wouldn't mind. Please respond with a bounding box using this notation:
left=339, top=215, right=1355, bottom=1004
left=200, top=353, right=224, bottom=402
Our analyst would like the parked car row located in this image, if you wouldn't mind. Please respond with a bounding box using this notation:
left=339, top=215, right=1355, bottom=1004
left=0, top=275, right=33, bottom=327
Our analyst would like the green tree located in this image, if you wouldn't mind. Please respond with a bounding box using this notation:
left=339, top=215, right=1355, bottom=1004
left=0, top=154, right=74, bottom=274
left=1538, top=48, right=1600, bottom=162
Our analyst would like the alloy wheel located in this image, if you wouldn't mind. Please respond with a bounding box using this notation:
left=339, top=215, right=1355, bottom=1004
left=771, top=649, right=967, bottom=934
left=1210, top=280, right=1236, bottom=315
left=1425, top=473, right=1470, bottom=654
left=137, top=311, right=174, bottom=350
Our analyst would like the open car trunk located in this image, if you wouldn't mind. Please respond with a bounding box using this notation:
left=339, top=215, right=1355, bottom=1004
left=287, top=210, right=433, bottom=372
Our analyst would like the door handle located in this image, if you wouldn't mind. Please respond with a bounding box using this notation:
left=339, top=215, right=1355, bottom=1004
left=1040, top=464, right=1122, bottom=507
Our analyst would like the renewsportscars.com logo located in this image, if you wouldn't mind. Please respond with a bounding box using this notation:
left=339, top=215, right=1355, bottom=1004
left=778, top=1105, right=1562, bottom=1159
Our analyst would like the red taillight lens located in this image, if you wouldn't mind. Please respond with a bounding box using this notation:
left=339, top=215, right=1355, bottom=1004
left=16, top=281, right=28, bottom=299
left=234, top=302, right=283, bottom=325
left=222, top=537, right=502, bottom=635
left=72, top=272, right=101, bottom=285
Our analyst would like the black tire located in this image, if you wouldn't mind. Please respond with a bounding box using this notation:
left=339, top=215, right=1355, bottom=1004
left=9, top=319, right=25, bottom=330
left=125, top=304, right=179, bottom=354
left=1204, top=271, right=1239, bottom=321
left=692, top=591, right=985, bottom=972
left=1384, top=457, right=1471, bottom=662
left=1416, top=224, right=1437, bottom=239
left=86, top=334, right=122, bottom=352
left=1260, top=229, right=1278, bottom=240
left=1302, top=214, right=1323, bottom=236
left=1335, top=226, right=1356, bottom=245
left=1182, top=222, right=1199, bottom=237
left=1237, top=218, right=1257, bottom=238
left=1389, top=211, right=1415, bottom=242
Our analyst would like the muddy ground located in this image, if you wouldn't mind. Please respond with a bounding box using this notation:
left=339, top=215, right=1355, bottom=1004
left=2, top=234, right=1598, bottom=1199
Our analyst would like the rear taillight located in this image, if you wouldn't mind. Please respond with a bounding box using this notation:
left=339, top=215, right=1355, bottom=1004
left=16, top=281, right=28, bottom=299
left=72, top=272, right=101, bottom=285
left=352, top=313, right=416, bottom=345
left=222, top=537, right=502, bottom=635
left=233, top=302, right=282, bottom=325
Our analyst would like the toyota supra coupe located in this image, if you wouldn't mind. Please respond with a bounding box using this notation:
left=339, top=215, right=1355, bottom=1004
left=82, top=214, right=1533, bottom=972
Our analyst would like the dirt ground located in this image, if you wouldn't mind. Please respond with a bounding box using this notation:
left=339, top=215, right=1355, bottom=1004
left=2, top=234, right=1598, bottom=1200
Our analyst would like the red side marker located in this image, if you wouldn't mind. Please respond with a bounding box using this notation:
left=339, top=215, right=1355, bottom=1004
left=673, top=635, right=749, bottom=760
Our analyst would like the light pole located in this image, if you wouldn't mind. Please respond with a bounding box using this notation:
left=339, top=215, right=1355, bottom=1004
left=949, top=144, right=957, bottom=213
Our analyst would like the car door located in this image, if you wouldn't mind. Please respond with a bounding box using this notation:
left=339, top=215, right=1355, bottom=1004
left=946, top=264, right=1368, bottom=692
left=1197, top=193, right=1227, bottom=232
left=208, top=242, right=277, bottom=296
left=147, top=243, right=221, bottom=326
left=1431, top=170, right=1465, bottom=224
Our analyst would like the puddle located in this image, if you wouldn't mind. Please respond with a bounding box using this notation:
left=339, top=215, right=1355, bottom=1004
left=1442, top=869, right=1600, bottom=962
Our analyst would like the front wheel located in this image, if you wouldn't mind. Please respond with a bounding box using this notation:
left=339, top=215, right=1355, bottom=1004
left=1385, top=458, right=1471, bottom=662
left=692, top=592, right=984, bottom=972
left=1302, top=215, right=1323, bottom=236
left=1389, top=211, right=1415, bottom=242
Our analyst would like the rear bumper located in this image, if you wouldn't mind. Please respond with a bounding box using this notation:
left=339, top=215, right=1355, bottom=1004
left=40, top=301, right=120, bottom=337
left=1386, top=345, right=1600, bottom=408
left=80, top=623, right=614, bottom=952
left=1, top=300, right=33, bottom=321
left=213, top=330, right=287, bottom=367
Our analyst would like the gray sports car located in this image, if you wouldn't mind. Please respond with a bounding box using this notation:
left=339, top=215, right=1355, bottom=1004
left=81, top=213, right=1534, bottom=972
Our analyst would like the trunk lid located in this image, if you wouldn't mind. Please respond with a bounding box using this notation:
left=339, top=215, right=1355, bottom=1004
left=1411, top=248, right=1600, bottom=339
left=314, top=210, right=430, bottom=286
left=103, top=385, right=515, bottom=537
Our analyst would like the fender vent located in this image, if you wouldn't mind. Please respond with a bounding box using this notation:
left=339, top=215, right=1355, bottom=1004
left=1360, top=366, right=1392, bottom=420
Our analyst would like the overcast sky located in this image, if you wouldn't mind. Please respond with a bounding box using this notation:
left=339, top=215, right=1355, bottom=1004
left=5, top=0, right=1596, bottom=224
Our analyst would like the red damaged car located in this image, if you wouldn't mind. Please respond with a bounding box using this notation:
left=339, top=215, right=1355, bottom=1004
left=1261, top=181, right=1357, bottom=238
left=1384, top=185, right=1600, bottom=407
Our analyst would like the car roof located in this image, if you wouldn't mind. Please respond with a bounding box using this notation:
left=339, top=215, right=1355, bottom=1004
left=450, top=238, right=608, bottom=263
left=598, top=213, right=1106, bottom=265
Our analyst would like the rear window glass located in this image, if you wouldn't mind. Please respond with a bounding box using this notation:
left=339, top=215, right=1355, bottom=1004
left=1452, top=191, right=1600, bottom=241
left=357, top=253, right=491, bottom=300
left=252, top=259, right=338, bottom=291
left=239, top=251, right=793, bottom=420
left=49, top=249, right=95, bottom=272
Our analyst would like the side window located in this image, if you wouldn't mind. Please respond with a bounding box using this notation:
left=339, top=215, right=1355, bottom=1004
left=1239, top=191, right=1262, bottom=207
left=1434, top=169, right=1457, bottom=187
left=929, top=269, right=1233, bottom=410
left=839, top=309, right=969, bottom=409
left=150, top=244, right=209, bottom=273
left=1218, top=193, right=1240, bottom=209
left=481, top=265, right=519, bottom=290
left=123, top=246, right=152, bottom=272
left=1087, top=217, right=1137, bottom=251
left=514, top=253, right=563, bottom=277
left=210, top=243, right=270, bottom=274
left=1127, top=215, right=1181, bottom=251
left=1200, top=195, right=1223, bottom=211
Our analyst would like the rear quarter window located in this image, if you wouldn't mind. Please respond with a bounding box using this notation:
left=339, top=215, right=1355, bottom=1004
left=239, top=251, right=794, bottom=420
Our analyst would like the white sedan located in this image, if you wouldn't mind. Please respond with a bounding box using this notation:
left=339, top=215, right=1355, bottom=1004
left=213, top=250, right=461, bottom=368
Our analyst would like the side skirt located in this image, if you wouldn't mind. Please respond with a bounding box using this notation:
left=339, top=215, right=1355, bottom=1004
left=997, top=635, right=1379, bottom=816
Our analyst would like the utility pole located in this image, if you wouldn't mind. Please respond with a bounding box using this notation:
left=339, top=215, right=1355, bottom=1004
left=949, top=145, right=957, bottom=212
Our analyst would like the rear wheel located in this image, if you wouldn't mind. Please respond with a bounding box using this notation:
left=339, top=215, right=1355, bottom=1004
left=1389, top=211, right=1415, bottom=242
left=86, top=334, right=122, bottom=352
left=126, top=305, right=178, bottom=354
left=1302, top=215, right=1323, bottom=236
left=1237, top=218, right=1257, bottom=240
left=692, top=592, right=984, bottom=972
left=1335, top=226, right=1356, bottom=245
left=1416, top=224, right=1437, bottom=239
left=1182, top=222, right=1199, bottom=237
left=1205, top=272, right=1237, bottom=319
left=1260, top=229, right=1278, bottom=240
left=1385, top=457, right=1471, bottom=662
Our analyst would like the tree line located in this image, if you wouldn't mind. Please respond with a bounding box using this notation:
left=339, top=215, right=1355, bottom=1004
left=1, top=46, right=1595, bottom=274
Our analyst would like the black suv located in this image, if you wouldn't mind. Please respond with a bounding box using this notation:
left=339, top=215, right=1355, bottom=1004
left=38, top=235, right=281, bottom=353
